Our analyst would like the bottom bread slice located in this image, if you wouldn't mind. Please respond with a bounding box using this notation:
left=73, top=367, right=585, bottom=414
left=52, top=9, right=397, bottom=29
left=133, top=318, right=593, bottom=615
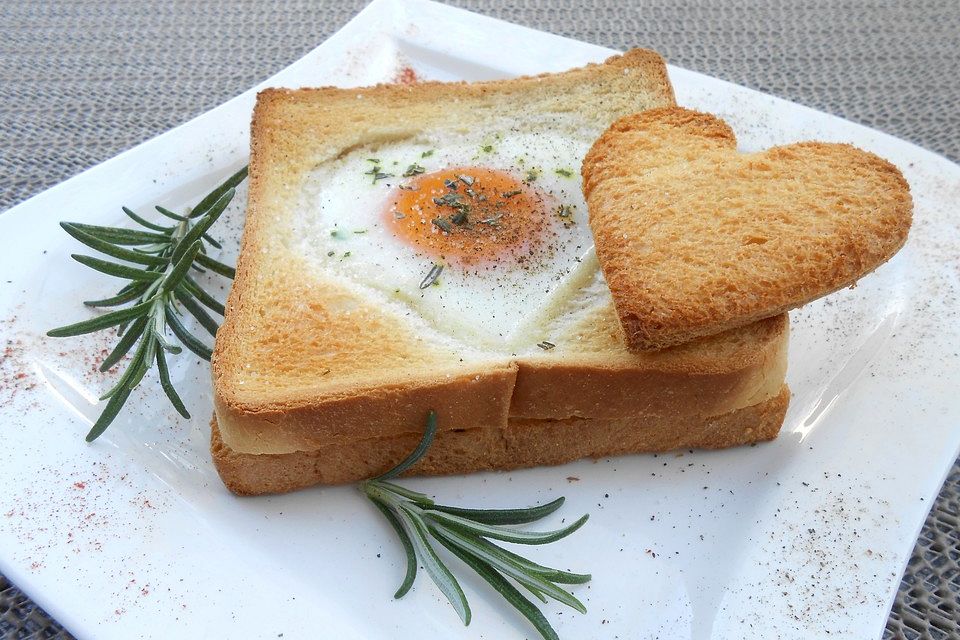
left=211, top=385, right=790, bottom=496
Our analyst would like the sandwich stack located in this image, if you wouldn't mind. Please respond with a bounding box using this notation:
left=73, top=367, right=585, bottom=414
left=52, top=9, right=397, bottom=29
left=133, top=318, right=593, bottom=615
left=210, top=50, right=910, bottom=495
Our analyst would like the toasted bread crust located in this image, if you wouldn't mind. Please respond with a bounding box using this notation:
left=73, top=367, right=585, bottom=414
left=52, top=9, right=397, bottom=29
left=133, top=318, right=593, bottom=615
left=215, top=365, right=518, bottom=453
left=212, top=386, right=790, bottom=495
left=583, top=107, right=913, bottom=351
left=511, top=313, right=788, bottom=419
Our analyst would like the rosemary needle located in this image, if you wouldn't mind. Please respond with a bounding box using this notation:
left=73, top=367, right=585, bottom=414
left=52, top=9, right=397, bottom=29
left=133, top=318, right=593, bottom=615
left=360, top=412, right=591, bottom=640
left=48, top=166, right=248, bottom=441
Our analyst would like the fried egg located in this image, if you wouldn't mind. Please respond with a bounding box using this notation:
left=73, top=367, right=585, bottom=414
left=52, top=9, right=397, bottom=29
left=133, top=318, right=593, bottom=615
left=297, top=129, right=597, bottom=350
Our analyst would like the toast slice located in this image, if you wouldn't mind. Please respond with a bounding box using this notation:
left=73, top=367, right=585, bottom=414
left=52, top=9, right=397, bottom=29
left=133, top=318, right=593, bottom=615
left=212, top=385, right=790, bottom=495
left=583, top=107, right=913, bottom=351
left=211, top=52, right=792, bottom=493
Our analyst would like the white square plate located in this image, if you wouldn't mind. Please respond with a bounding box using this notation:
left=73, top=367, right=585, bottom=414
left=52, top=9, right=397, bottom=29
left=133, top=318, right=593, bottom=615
left=1, top=1, right=958, bottom=638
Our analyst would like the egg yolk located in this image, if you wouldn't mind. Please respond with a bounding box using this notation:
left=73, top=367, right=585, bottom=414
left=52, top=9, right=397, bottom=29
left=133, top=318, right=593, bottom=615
left=384, top=167, right=551, bottom=264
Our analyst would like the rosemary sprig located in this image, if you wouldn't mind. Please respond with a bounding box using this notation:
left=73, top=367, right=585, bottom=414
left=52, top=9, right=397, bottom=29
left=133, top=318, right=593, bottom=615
left=47, top=167, right=248, bottom=441
left=361, top=412, right=591, bottom=640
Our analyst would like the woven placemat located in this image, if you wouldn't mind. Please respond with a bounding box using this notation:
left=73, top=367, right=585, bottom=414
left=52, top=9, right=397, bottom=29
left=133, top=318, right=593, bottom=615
left=1, top=1, right=958, bottom=638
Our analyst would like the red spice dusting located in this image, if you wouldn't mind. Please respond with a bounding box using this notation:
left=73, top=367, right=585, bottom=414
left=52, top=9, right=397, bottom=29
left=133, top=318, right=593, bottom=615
left=2, top=304, right=144, bottom=412
left=2, top=308, right=194, bottom=615
left=92, top=347, right=111, bottom=372
left=394, top=66, right=419, bottom=84
left=0, top=333, right=38, bottom=403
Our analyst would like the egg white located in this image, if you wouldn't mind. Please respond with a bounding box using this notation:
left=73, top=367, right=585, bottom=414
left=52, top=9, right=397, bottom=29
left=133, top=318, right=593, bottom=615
left=295, top=129, right=597, bottom=352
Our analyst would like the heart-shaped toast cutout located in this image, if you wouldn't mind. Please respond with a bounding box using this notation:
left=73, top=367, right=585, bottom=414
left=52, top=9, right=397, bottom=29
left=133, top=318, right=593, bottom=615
left=582, top=107, right=912, bottom=351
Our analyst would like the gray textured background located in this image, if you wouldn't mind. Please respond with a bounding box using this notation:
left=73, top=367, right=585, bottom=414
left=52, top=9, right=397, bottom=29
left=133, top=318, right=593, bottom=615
left=1, top=1, right=958, bottom=638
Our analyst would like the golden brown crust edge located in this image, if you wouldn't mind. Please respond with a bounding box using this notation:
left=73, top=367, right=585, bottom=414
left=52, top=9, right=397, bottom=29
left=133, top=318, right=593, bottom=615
left=511, top=313, right=788, bottom=419
left=252, top=48, right=674, bottom=117
left=214, top=366, right=519, bottom=454
left=211, top=385, right=790, bottom=496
